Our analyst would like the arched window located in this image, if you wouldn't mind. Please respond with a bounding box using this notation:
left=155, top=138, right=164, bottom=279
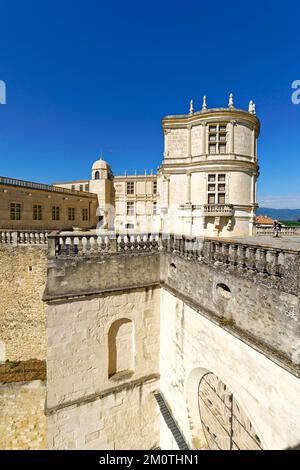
left=94, top=171, right=100, bottom=180
left=108, top=318, right=134, bottom=378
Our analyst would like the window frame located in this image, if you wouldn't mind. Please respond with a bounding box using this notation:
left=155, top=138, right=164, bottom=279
left=126, top=201, right=135, bottom=215
left=33, top=204, right=42, bottom=221
left=52, top=206, right=60, bottom=221
left=207, top=174, right=226, bottom=205
left=126, top=181, right=135, bottom=195
left=68, top=207, right=75, bottom=221
left=10, top=202, right=22, bottom=221
left=208, top=123, right=228, bottom=154
left=82, top=208, right=89, bottom=221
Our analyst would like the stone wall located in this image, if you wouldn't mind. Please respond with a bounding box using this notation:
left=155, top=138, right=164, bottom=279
left=0, top=245, right=47, bottom=361
left=45, top=235, right=300, bottom=450
left=46, top=287, right=160, bottom=450
left=0, top=380, right=46, bottom=450
left=161, top=249, right=300, bottom=370
left=159, top=288, right=300, bottom=450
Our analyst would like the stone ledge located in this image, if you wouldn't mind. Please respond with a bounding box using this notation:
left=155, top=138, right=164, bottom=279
left=0, top=359, right=46, bottom=383
left=45, top=373, right=160, bottom=416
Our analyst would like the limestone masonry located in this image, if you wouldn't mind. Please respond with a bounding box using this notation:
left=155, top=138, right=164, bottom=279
left=1, top=96, right=300, bottom=450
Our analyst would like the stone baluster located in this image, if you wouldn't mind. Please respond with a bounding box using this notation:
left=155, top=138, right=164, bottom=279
left=257, top=248, right=267, bottom=274
left=268, top=250, right=280, bottom=277
left=84, top=236, right=91, bottom=255
left=75, top=236, right=83, bottom=256
left=238, top=245, right=247, bottom=269
left=248, top=247, right=257, bottom=270
left=216, top=242, right=223, bottom=263
left=223, top=243, right=230, bottom=265
left=210, top=241, right=216, bottom=262
left=230, top=244, right=238, bottom=266
left=73, top=237, right=79, bottom=256
left=89, top=236, right=96, bottom=255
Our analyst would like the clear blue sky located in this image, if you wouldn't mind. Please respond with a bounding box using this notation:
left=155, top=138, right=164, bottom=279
left=0, top=0, right=299, bottom=208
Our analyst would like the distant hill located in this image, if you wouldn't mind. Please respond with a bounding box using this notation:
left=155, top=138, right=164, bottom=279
left=257, top=207, right=300, bottom=221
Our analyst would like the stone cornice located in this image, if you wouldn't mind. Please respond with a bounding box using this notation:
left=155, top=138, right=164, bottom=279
left=162, top=108, right=260, bottom=135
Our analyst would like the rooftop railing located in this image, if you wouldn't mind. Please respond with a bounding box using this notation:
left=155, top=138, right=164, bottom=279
left=0, top=176, right=96, bottom=196
left=256, top=226, right=299, bottom=236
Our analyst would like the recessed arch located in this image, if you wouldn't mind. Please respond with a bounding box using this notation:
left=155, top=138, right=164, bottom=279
left=108, top=318, right=134, bottom=378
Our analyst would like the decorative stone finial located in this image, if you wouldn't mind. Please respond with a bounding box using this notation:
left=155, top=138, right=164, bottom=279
left=189, top=99, right=194, bottom=114
left=202, top=95, right=207, bottom=111
left=248, top=100, right=256, bottom=115
left=228, top=93, right=234, bottom=109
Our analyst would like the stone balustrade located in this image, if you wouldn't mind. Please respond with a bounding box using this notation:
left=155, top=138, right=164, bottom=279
left=256, top=226, right=299, bottom=236
left=203, top=204, right=234, bottom=216
left=47, top=232, right=299, bottom=288
left=50, top=232, right=161, bottom=257
left=0, top=230, right=49, bottom=245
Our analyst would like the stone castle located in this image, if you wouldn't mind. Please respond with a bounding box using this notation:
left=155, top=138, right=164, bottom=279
left=0, top=96, right=300, bottom=450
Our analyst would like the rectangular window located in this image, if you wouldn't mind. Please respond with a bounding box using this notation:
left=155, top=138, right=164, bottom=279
left=82, top=208, right=88, bottom=221
left=218, top=193, right=226, bottom=204
left=71, top=185, right=75, bottom=190
left=52, top=206, right=60, bottom=221
left=79, top=184, right=83, bottom=191
left=153, top=202, right=157, bottom=215
left=208, top=123, right=227, bottom=154
left=33, top=204, right=42, bottom=220
left=125, top=223, right=134, bottom=229
left=68, top=207, right=75, bottom=221
left=127, top=181, right=135, bottom=195
left=85, top=184, right=89, bottom=191
left=10, top=203, right=21, bottom=220
left=127, top=201, right=134, bottom=215
left=208, top=174, right=226, bottom=205
left=153, top=181, right=157, bottom=194
left=209, top=143, right=216, bottom=154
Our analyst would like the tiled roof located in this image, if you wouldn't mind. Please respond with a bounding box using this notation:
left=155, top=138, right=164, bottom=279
left=255, top=215, right=274, bottom=225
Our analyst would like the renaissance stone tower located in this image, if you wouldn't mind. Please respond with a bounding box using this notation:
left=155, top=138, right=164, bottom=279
left=158, top=95, right=260, bottom=237
left=89, top=158, right=115, bottom=229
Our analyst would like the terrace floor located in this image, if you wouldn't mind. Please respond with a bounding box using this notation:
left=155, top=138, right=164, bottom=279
left=227, top=236, right=300, bottom=251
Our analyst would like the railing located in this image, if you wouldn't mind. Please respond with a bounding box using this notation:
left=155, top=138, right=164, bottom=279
left=0, top=176, right=95, bottom=196
left=203, top=204, right=233, bottom=216
left=0, top=230, right=49, bottom=245
left=51, top=233, right=160, bottom=257
left=256, top=226, right=299, bottom=236
left=47, top=232, right=299, bottom=287
left=207, top=239, right=283, bottom=276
